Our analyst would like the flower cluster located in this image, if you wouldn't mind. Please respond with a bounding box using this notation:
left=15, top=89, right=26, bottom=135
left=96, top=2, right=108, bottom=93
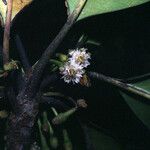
left=60, top=48, right=91, bottom=84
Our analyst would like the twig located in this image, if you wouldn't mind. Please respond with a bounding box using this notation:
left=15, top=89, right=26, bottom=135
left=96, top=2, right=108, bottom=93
left=88, top=71, right=150, bottom=100
left=15, top=34, right=31, bottom=71
left=3, top=0, right=13, bottom=65
left=7, top=1, right=86, bottom=149
left=124, top=72, right=150, bottom=83
left=27, top=0, right=87, bottom=97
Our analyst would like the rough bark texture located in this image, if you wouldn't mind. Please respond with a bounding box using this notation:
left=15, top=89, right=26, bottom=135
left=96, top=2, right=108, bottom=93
left=5, top=0, right=87, bottom=149
left=7, top=98, right=38, bottom=150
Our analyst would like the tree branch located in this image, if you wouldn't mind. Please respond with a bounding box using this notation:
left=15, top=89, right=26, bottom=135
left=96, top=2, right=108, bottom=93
left=27, top=0, right=87, bottom=97
left=88, top=71, right=150, bottom=101
left=3, top=0, right=13, bottom=65
left=7, top=1, right=87, bottom=149
left=15, top=34, right=31, bottom=72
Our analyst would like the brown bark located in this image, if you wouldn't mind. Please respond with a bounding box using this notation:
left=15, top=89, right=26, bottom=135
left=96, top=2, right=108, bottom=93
left=6, top=0, right=87, bottom=149
left=3, top=0, right=13, bottom=64
left=7, top=98, right=38, bottom=150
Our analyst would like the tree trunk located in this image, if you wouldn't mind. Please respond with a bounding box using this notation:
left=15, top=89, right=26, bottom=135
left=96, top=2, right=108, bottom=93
left=7, top=95, right=38, bottom=150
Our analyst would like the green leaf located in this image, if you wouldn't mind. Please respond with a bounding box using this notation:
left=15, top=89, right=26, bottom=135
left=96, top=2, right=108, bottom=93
left=67, top=0, right=150, bottom=21
left=88, top=127, right=122, bottom=150
left=52, top=107, right=77, bottom=125
left=0, top=0, right=32, bottom=26
left=120, top=78, right=150, bottom=129
left=63, top=129, right=73, bottom=150
left=37, top=119, right=49, bottom=150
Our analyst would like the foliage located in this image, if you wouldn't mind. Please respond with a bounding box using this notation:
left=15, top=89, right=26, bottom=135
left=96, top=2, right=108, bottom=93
left=68, top=0, right=150, bottom=21
left=0, top=0, right=150, bottom=149
left=0, top=0, right=32, bottom=26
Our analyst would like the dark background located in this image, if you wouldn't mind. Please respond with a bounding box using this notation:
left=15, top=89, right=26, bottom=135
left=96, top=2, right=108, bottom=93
left=0, top=0, right=150, bottom=149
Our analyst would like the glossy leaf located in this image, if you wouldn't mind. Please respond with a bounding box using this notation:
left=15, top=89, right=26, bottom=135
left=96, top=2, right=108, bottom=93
left=120, top=78, right=150, bottom=129
left=67, top=0, right=150, bottom=21
left=88, top=127, right=122, bottom=150
left=0, top=0, right=32, bottom=26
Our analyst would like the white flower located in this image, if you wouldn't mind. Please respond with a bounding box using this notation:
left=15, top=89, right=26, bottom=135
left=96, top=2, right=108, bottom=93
left=59, top=47, right=91, bottom=84
left=69, top=48, right=91, bottom=68
left=60, top=62, right=84, bottom=84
